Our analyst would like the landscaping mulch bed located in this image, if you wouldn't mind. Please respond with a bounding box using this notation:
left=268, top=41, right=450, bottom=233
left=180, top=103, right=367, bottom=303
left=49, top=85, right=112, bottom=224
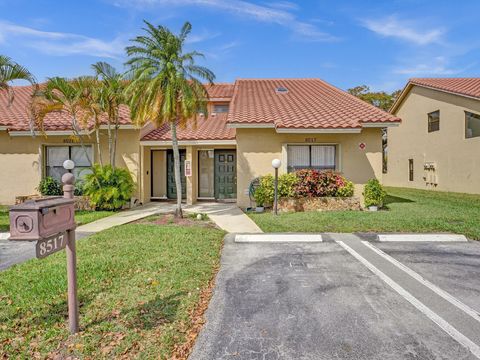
left=137, top=213, right=218, bottom=229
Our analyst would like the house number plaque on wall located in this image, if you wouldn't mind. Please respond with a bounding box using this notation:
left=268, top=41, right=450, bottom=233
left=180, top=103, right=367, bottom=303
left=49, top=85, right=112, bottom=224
left=305, top=137, right=317, bottom=143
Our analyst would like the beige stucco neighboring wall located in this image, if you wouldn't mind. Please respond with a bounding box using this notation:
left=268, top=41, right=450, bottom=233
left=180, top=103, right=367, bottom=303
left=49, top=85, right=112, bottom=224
left=0, top=129, right=140, bottom=205
left=385, top=86, right=480, bottom=194
left=235, top=128, right=383, bottom=207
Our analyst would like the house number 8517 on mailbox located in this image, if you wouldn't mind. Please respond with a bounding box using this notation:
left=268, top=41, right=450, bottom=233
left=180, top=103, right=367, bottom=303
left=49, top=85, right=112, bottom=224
left=36, top=231, right=68, bottom=259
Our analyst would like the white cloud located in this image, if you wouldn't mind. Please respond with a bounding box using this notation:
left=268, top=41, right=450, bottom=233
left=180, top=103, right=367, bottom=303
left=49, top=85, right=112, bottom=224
left=0, top=21, right=125, bottom=58
left=113, top=0, right=337, bottom=42
left=185, top=29, right=221, bottom=44
left=394, top=56, right=465, bottom=76
left=362, top=16, right=445, bottom=45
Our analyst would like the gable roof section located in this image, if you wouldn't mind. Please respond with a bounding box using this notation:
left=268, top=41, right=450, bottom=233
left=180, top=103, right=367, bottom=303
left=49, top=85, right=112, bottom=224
left=141, top=113, right=235, bottom=141
left=391, top=78, right=480, bottom=114
left=204, top=83, right=235, bottom=100
left=227, top=78, right=400, bottom=130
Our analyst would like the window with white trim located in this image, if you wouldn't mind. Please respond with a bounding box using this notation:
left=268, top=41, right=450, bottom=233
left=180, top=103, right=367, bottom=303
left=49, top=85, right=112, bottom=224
left=45, top=145, right=92, bottom=181
left=287, top=145, right=336, bottom=172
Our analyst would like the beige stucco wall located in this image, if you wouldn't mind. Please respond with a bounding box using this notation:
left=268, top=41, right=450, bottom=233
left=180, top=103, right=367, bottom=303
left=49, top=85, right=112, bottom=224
left=236, top=128, right=383, bottom=207
left=0, top=129, right=140, bottom=205
left=384, top=86, right=480, bottom=194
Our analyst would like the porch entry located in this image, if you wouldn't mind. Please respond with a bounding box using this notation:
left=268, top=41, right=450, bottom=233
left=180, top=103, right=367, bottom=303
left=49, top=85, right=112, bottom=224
left=167, top=150, right=186, bottom=199
left=198, top=149, right=237, bottom=201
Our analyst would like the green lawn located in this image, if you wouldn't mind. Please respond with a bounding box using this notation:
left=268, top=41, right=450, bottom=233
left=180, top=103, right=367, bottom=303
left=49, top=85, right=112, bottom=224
left=249, top=187, right=480, bottom=240
left=0, top=206, right=113, bottom=232
left=0, top=219, right=225, bottom=358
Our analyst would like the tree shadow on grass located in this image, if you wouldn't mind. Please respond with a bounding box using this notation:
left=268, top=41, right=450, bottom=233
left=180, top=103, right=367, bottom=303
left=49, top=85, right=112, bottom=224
left=127, top=292, right=186, bottom=330
left=384, top=194, right=415, bottom=205
left=83, top=291, right=187, bottom=331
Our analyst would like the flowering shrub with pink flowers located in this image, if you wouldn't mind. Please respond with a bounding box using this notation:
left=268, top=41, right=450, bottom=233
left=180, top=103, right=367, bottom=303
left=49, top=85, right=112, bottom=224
left=294, top=169, right=353, bottom=197
left=254, top=169, right=354, bottom=207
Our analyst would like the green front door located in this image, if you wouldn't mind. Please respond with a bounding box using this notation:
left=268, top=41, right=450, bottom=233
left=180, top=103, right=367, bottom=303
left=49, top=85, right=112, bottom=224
left=167, top=150, right=186, bottom=199
left=215, top=150, right=236, bottom=200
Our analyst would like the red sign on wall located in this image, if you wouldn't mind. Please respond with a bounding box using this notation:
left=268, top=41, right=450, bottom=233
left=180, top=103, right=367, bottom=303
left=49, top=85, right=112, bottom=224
left=358, top=142, right=366, bottom=150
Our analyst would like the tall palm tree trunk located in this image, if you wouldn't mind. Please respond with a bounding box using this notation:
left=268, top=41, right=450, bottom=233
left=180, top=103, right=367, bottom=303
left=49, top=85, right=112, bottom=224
left=95, top=128, right=103, bottom=166
left=112, top=118, right=119, bottom=168
left=107, top=121, right=113, bottom=166
left=170, top=121, right=183, bottom=218
left=72, top=115, right=93, bottom=167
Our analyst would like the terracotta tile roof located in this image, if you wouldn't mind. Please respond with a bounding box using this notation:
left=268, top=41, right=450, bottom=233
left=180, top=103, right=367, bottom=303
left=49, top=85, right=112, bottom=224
left=227, top=79, right=400, bottom=129
left=204, top=83, right=235, bottom=99
left=0, top=83, right=233, bottom=132
left=0, top=85, right=132, bottom=132
left=141, top=113, right=235, bottom=141
left=409, top=78, right=480, bottom=99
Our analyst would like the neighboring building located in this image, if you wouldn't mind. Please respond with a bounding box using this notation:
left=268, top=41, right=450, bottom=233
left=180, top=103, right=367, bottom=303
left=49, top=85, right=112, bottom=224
left=0, top=78, right=400, bottom=207
left=385, top=78, right=480, bottom=194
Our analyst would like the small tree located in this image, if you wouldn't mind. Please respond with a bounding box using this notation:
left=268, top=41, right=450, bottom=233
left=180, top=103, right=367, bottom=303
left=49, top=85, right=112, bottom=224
left=31, top=77, right=95, bottom=166
left=125, top=21, right=215, bottom=218
left=0, top=55, right=36, bottom=105
left=92, top=62, right=128, bottom=168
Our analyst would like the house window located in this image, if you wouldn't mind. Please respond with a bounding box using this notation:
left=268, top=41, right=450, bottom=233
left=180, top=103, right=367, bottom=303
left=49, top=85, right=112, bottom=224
left=465, top=111, right=480, bottom=139
left=213, top=104, right=229, bottom=113
left=45, top=145, right=92, bottom=181
left=287, top=145, right=336, bottom=172
left=409, top=159, right=414, bottom=181
left=428, top=110, right=440, bottom=132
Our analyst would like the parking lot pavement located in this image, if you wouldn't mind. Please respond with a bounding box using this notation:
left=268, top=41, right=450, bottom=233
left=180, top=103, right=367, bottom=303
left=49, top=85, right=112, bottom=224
left=0, top=231, right=93, bottom=271
left=190, top=234, right=480, bottom=360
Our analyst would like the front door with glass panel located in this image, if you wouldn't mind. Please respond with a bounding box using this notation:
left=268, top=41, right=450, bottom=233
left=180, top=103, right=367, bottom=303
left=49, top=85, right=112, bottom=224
left=198, top=150, right=215, bottom=198
left=167, top=150, right=186, bottom=199
left=214, top=150, right=236, bottom=200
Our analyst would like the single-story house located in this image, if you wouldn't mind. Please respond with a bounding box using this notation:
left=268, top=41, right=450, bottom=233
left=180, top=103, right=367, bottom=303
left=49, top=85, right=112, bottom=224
left=385, top=78, right=480, bottom=194
left=0, top=78, right=400, bottom=207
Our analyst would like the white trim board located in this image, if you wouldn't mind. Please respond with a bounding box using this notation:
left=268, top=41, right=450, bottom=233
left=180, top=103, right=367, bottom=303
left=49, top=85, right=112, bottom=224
left=235, top=234, right=323, bottom=243
left=362, top=122, right=400, bottom=128
left=276, top=128, right=361, bottom=134
left=377, top=234, right=468, bottom=242
left=140, top=140, right=236, bottom=146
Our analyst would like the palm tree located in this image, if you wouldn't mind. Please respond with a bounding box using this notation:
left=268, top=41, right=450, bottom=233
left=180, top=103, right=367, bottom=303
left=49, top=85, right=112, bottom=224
left=32, top=77, right=94, bottom=165
left=125, top=21, right=215, bottom=218
left=92, top=62, right=128, bottom=167
left=77, top=78, right=104, bottom=166
left=0, top=55, right=36, bottom=105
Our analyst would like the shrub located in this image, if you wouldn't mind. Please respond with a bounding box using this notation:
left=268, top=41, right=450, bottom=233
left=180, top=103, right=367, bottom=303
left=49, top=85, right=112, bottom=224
left=363, top=178, right=386, bottom=207
left=37, top=177, right=62, bottom=196
left=83, top=164, right=135, bottom=210
left=254, top=173, right=298, bottom=207
left=74, top=180, right=85, bottom=196
left=295, top=169, right=349, bottom=197
left=337, top=180, right=354, bottom=197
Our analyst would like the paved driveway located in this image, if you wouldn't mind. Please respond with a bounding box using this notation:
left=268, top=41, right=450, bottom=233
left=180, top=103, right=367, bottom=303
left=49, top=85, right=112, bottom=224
left=190, top=234, right=480, bottom=360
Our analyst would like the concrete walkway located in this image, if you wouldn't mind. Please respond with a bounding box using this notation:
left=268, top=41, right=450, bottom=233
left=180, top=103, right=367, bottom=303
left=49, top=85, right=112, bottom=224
left=185, top=203, right=262, bottom=234
left=0, top=202, right=260, bottom=271
left=78, top=202, right=262, bottom=234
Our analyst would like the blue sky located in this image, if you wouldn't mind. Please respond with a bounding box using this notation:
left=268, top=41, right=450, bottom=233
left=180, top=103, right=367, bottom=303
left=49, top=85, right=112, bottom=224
left=1, top=0, right=479, bottom=92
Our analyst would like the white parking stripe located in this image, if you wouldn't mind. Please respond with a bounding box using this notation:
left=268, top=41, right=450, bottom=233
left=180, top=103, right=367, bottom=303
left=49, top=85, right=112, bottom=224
left=336, top=240, right=480, bottom=359
left=235, top=234, right=323, bottom=243
left=362, top=240, right=480, bottom=323
left=378, top=234, right=467, bottom=242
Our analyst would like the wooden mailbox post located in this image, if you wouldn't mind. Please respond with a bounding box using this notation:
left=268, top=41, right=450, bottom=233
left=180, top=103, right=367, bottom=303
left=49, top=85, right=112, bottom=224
left=9, top=173, right=79, bottom=334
